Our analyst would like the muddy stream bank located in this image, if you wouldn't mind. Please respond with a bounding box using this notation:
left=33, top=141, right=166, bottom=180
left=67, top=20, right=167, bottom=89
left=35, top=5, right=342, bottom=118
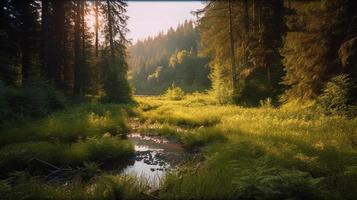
left=119, top=120, right=198, bottom=187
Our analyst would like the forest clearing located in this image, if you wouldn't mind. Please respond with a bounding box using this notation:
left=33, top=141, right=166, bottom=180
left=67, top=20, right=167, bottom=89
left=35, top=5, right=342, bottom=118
left=0, top=94, right=356, bottom=199
left=1, top=0, right=356, bottom=199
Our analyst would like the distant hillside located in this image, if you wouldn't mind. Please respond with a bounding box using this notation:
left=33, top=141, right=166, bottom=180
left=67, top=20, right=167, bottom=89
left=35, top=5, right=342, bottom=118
left=128, top=20, right=210, bottom=94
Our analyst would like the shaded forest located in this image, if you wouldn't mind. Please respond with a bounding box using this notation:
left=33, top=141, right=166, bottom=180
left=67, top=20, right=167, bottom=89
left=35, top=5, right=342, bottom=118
left=196, top=0, right=357, bottom=107
left=0, top=0, right=131, bottom=102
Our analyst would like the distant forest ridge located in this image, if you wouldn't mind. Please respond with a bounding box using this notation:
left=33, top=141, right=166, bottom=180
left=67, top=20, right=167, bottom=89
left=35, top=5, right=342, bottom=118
left=128, top=20, right=211, bottom=95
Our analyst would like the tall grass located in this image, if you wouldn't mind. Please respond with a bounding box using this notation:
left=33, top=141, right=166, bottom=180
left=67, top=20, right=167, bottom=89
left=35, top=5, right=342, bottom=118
left=0, top=103, right=130, bottom=146
left=0, top=172, right=149, bottom=200
left=0, top=99, right=144, bottom=199
left=135, top=95, right=357, bottom=199
left=0, top=103, right=135, bottom=176
left=1, top=93, right=356, bottom=199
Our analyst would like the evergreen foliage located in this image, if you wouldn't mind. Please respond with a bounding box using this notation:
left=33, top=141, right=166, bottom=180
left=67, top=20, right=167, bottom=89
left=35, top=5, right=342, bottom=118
left=197, top=0, right=285, bottom=105
left=316, top=74, right=352, bottom=116
left=0, top=0, right=131, bottom=103
left=196, top=0, right=356, bottom=106
left=281, top=0, right=357, bottom=102
left=128, top=21, right=210, bottom=94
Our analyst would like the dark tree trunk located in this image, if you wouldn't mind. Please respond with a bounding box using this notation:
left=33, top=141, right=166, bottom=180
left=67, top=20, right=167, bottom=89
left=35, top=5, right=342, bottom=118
left=0, top=0, right=5, bottom=29
left=252, top=0, right=255, bottom=33
left=62, top=2, right=70, bottom=92
left=267, top=63, right=272, bottom=86
left=242, top=0, right=250, bottom=69
left=95, top=0, right=99, bottom=57
left=228, top=0, right=236, bottom=90
left=52, top=1, right=65, bottom=88
left=81, top=1, right=85, bottom=57
left=243, top=0, right=249, bottom=35
left=41, top=0, right=49, bottom=78
left=21, top=0, right=31, bottom=83
left=106, top=0, right=115, bottom=61
left=74, top=1, right=81, bottom=94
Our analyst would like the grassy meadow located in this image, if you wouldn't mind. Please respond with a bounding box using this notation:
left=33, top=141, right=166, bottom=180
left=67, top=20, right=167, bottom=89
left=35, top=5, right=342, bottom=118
left=0, top=94, right=356, bottom=199
left=0, top=103, right=146, bottom=199
left=135, top=94, right=357, bottom=200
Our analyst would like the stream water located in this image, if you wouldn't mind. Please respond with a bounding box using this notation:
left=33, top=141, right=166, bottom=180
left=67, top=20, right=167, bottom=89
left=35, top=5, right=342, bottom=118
left=121, top=133, right=191, bottom=187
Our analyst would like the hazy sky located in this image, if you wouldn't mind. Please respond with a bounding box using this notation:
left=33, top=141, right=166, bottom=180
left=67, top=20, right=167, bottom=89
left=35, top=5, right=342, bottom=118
left=126, top=1, right=205, bottom=43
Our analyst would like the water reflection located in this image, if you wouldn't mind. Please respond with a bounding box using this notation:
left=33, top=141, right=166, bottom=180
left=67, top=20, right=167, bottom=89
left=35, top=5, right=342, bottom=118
left=122, top=133, right=184, bottom=187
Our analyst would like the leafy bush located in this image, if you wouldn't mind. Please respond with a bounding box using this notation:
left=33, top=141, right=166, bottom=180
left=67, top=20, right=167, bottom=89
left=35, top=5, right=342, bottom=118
left=0, top=80, right=67, bottom=123
left=165, top=84, right=185, bottom=100
left=316, top=74, right=352, bottom=116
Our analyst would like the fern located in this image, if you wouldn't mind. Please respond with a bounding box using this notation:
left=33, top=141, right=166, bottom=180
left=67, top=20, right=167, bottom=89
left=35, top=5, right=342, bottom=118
left=230, top=158, right=325, bottom=199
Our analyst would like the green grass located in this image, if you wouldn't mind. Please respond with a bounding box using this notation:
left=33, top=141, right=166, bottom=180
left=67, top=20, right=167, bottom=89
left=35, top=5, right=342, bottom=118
left=0, top=102, right=135, bottom=175
left=0, top=136, right=133, bottom=170
left=1, top=94, right=356, bottom=199
left=135, top=95, right=357, bottom=200
left=0, top=103, right=130, bottom=145
left=0, top=102, right=139, bottom=199
left=0, top=172, right=149, bottom=200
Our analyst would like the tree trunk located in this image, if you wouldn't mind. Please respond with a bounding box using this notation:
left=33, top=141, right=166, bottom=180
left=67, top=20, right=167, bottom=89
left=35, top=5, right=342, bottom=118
left=81, top=1, right=85, bottom=58
left=21, top=0, right=31, bottom=83
left=228, top=0, right=236, bottom=91
left=63, top=2, right=72, bottom=92
left=266, top=63, right=272, bottom=87
left=95, top=0, right=99, bottom=58
left=74, top=1, right=81, bottom=94
left=252, top=0, right=255, bottom=33
left=106, top=0, right=115, bottom=61
left=52, top=1, right=65, bottom=88
left=242, top=0, right=249, bottom=69
left=41, top=0, right=49, bottom=78
left=0, top=0, right=5, bottom=30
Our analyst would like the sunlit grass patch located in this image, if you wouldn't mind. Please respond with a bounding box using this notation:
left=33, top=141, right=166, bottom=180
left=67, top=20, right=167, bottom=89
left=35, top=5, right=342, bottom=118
left=181, top=127, right=226, bottom=149
left=0, top=103, right=130, bottom=146
left=135, top=95, right=357, bottom=199
left=138, top=122, right=182, bottom=138
left=138, top=122, right=226, bottom=149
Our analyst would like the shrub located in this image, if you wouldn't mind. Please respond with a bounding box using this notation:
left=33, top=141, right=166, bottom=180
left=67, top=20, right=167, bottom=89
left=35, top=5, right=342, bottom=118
left=316, top=74, right=352, bottom=116
left=102, top=61, right=132, bottom=104
left=0, top=80, right=67, bottom=123
left=165, top=84, right=185, bottom=100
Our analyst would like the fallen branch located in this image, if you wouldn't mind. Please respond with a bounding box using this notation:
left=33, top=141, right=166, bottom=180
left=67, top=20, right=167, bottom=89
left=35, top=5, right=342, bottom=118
left=141, top=192, right=160, bottom=200
left=28, top=157, right=60, bottom=170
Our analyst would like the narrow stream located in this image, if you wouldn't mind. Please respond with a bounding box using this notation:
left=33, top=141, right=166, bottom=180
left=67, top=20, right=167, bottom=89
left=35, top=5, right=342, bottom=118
left=122, top=133, right=190, bottom=187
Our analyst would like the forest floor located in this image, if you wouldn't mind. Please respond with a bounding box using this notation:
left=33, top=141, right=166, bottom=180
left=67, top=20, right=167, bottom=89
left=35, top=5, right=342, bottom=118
left=0, top=94, right=356, bottom=199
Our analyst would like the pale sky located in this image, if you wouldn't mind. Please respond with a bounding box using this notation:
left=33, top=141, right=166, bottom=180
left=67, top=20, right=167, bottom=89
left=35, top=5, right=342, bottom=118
left=126, top=1, right=205, bottom=43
